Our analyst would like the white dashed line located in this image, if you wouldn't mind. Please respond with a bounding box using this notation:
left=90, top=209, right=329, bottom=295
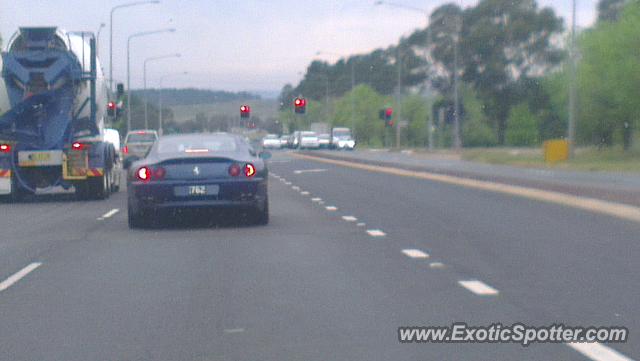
left=366, top=229, right=386, bottom=237
left=567, top=342, right=633, bottom=361
left=356, top=223, right=366, bottom=227
left=458, top=280, right=499, bottom=296
left=0, top=262, right=42, bottom=292
left=224, top=328, right=245, bottom=334
left=429, top=262, right=445, bottom=269
left=342, top=216, right=358, bottom=222
left=97, top=208, right=120, bottom=220
left=311, top=198, right=322, bottom=202
left=292, top=186, right=300, bottom=191
left=402, top=249, right=429, bottom=259
left=325, top=206, right=338, bottom=211
left=284, top=182, right=292, bottom=185
left=300, top=191, right=310, bottom=195
left=294, top=168, right=327, bottom=174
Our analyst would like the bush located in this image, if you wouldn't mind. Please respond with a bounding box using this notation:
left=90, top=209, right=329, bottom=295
left=463, top=118, right=498, bottom=147
left=506, top=103, right=540, bottom=146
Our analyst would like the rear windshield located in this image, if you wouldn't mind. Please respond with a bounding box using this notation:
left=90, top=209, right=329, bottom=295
left=127, top=133, right=157, bottom=143
left=157, top=135, right=238, bottom=154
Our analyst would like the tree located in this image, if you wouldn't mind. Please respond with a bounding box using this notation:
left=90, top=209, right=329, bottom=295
left=577, top=1, right=640, bottom=149
left=333, top=85, right=388, bottom=146
left=506, top=103, right=540, bottom=146
left=597, top=0, right=628, bottom=22
left=461, top=0, right=564, bottom=144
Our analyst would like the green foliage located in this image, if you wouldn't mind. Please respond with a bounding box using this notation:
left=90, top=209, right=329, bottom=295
left=401, top=94, right=429, bottom=147
left=332, top=85, right=388, bottom=146
left=577, top=0, right=640, bottom=149
left=461, top=87, right=498, bottom=147
left=505, top=103, right=540, bottom=146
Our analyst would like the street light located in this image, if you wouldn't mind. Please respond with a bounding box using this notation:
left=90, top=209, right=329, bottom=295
left=143, top=53, right=181, bottom=129
left=126, top=28, right=176, bottom=132
left=374, top=0, right=439, bottom=150
left=316, top=50, right=356, bottom=136
left=96, top=23, right=106, bottom=56
left=158, top=72, right=188, bottom=136
left=109, top=0, right=161, bottom=92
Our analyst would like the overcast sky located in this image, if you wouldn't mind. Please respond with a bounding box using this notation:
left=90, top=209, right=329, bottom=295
left=1, top=0, right=598, bottom=94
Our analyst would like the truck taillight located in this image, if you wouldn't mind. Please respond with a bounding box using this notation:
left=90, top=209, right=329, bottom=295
left=71, top=142, right=87, bottom=151
left=244, top=163, right=256, bottom=178
left=0, top=144, right=10, bottom=153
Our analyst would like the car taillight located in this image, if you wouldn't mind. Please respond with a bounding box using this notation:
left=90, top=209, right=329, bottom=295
left=123, top=146, right=129, bottom=154
left=154, top=167, right=166, bottom=180
left=71, top=142, right=87, bottom=151
left=228, top=164, right=241, bottom=177
left=136, top=166, right=151, bottom=182
left=0, top=144, right=11, bottom=153
left=244, top=163, right=256, bottom=178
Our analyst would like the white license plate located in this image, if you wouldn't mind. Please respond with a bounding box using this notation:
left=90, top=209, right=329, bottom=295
left=189, top=185, right=207, bottom=195
left=18, top=150, right=63, bottom=167
left=174, top=185, right=220, bottom=197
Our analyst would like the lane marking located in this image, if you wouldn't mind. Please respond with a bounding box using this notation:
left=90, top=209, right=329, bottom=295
left=292, top=153, right=640, bottom=224
left=458, top=280, right=499, bottom=296
left=224, top=328, right=245, bottom=334
left=311, top=197, right=322, bottom=202
left=292, top=186, right=300, bottom=191
left=342, top=216, right=358, bottom=222
left=97, top=208, right=120, bottom=220
left=294, top=168, right=327, bottom=174
left=429, top=262, right=445, bottom=269
left=567, top=342, right=634, bottom=361
left=0, top=262, right=42, bottom=292
left=356, top=222, right=366, bottom=227
left=366, top=229, right=386, bottom=237
left=284, top=181, right=292, bottom=185
left=325, top=206, right=338, bottom=211
left=300, top=191, right=310, bottom=195
left=402, top=249, right=430, bottom=259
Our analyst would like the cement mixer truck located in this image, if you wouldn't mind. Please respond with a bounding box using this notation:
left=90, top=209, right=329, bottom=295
left=0, top=27, right=119, bottom=201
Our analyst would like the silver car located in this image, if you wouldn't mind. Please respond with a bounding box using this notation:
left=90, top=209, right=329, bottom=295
left=299, top=131, right=320, bottom=149
left=123, top=130, right=158, bottom=168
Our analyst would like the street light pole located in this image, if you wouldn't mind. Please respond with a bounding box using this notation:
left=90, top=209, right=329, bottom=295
left=568, top=0, right=577, bottom=157
left=96, top=23, right=105, bottom=56
left=109, top=0, right=160, bottom=93
left=452, top=13, right=462, bottom=150
left=143, top=53, right=181, bottom=129
left=127, top=28, right=176, bottom=133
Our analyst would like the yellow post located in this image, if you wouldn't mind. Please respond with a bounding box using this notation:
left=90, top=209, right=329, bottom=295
left=544, top=139, right=570, bottom=163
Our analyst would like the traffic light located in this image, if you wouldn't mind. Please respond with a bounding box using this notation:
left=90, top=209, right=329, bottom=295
left=294, top=97, right=306, bottom=114
left=116, top=83, right=125, bottom=98
left=107, top=101, right=117, bottom=117
left=380, top=107, right=394, bottom=127
left=240, top=105, right=251, bottom=119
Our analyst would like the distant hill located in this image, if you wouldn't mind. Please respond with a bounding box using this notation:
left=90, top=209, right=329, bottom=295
left=132, top=88, right=261, bottom=107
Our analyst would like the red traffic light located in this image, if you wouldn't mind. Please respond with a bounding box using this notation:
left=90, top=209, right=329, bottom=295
left=294, top=98, right=306, bottom=107
left=107, top=101, right=116, bottom=110
left=385, top=107, right=393, bottom=118
left=240, top=105, right=250, bottom=112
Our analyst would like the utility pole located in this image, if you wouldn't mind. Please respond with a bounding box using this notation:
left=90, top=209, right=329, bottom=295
left=396, top=48, right=402, bottom=149
left=452, top=13, right=462, bottom=150
left=426, top=21, right=434, bottom=150
left=568, top=0, right=577, bottom=157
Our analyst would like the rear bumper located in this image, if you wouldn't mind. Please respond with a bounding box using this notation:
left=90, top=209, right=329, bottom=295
left=128, top=178, right=267, bottom=212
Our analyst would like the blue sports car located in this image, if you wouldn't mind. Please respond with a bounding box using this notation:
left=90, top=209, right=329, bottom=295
left=127, top=133, right=270, bottom=228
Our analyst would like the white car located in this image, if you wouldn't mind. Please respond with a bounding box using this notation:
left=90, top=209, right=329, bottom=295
left=331, top=127, right=356, bottom=150
left=262, top=134, right=282, bottom=149
left=299, top=131, right=320, bottom=149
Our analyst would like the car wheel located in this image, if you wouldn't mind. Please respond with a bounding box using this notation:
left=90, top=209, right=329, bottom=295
left=251, top=198, right=269, bottom=225
left=128, top=206, right=147, bottom=229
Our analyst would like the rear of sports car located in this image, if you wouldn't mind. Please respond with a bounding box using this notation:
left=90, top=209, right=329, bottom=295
left=127, top=156, right=268, bottom=228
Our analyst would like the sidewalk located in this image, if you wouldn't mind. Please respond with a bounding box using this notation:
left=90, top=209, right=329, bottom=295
left=301, top=149, right=640, bottom=207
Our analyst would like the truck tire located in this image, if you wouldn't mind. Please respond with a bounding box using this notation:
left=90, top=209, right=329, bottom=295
left=0, top=175, right=26, bottom=203
left=91, top=168, right=111, bottom=200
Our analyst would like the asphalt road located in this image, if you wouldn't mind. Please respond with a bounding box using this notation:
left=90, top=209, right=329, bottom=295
left=0, top=151, right=637, bottom=360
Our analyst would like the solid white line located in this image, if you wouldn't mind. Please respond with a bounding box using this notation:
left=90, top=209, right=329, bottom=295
left=0, top=262, right=42, bottom=292
left=342, top=216, right=358, bottom=222
left=458, top=280, right=499, bottom=296
left=325, top=206, right=338, bottom=211
left=294, top=168, right=327, bottom=174
left=402, top=249, right=429, bottom=259
left=366, top=229, right=386, bottom=237
left=567, top=343, right=634, bottom=361
left=97, top=208, right=120, bottom=220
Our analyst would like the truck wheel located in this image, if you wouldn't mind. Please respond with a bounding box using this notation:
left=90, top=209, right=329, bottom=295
left=90, top=169, right=111, bottom=200
left=0, top=175, right=25, bottom=203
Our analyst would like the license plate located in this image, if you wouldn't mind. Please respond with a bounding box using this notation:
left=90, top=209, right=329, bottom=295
left=174, top=185, right=219, bottom=197
left=18, top=150, right=63, bottom=167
